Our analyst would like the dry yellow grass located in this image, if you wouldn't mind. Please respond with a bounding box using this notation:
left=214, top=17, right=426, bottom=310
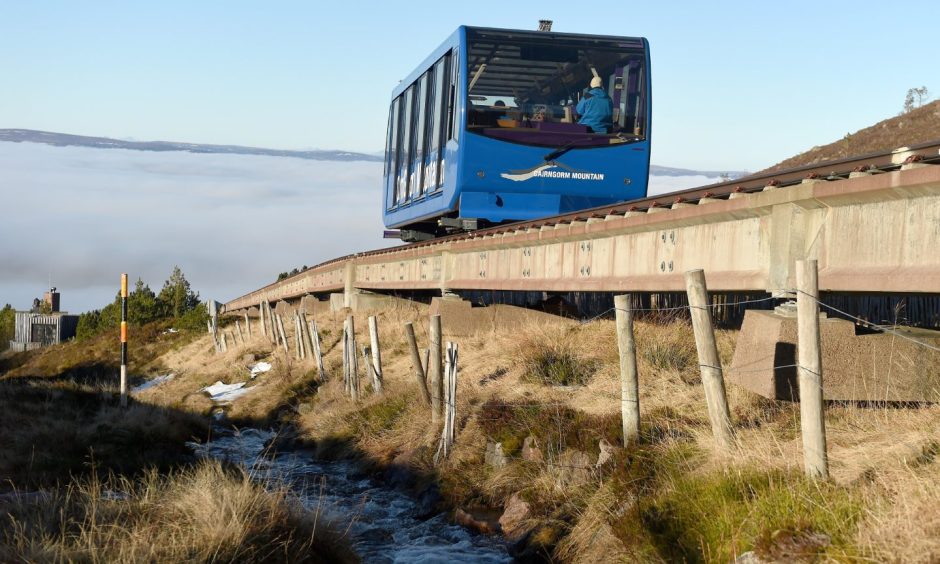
left=0, top=460, right=356, bottom=563
left=136, top=302, right=940, bottom=561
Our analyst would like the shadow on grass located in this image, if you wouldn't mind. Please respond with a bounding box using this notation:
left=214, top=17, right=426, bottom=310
left=0, top=375, right=211, bottom=490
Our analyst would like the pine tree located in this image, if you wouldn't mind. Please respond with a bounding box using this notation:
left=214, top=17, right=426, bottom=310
left=157, top=266, right=200, bottom=319
left=129, top=278, right=161, bottom=325
left=0, top=303, right=15, bottom=349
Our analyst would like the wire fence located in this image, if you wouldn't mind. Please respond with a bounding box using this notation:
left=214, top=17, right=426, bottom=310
left=261, top=280, right=940, bottom=477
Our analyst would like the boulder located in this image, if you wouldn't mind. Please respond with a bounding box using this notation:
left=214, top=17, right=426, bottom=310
left=498, top=492, right=531, bottom=538
left=521, top=435, right=543, bottom=463
left=485, top=440, right=508, bottom=469
left=454, top=508, right=495, bottom=534
left=553, top=450, right=593, bottom=488
left=596, top=438, right=622, bottom=468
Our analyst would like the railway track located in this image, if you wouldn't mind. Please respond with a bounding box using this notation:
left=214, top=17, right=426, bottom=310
left=225, top=139, right=940, bottom=326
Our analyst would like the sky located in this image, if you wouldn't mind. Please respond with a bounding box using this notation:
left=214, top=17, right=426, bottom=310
left=1, top=1, right=937, bottom=171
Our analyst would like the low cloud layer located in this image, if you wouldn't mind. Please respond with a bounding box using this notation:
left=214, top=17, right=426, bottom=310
left=0, top=142, right=390, bottom=312
left=0, top=142, right=717, bottom=313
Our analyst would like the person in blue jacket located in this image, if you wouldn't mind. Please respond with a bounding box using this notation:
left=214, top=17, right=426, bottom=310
left=576, top=76, right=613, bottom=133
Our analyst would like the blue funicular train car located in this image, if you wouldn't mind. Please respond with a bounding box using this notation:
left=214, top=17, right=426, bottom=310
left=383, top=23, right=651, bottom=241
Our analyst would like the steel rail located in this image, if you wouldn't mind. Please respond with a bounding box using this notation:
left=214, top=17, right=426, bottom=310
left=225, top=139, right=940, bottom=309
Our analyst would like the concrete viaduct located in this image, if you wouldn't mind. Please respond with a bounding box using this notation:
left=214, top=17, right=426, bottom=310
left=223, top=154, right=940, bottom=403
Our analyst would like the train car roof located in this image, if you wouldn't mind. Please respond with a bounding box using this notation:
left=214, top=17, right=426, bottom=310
left=390, top=26, right=648, bottom=99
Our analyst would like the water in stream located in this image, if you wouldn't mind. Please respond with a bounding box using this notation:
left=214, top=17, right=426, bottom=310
left=189, top=427, right=512, bottom=563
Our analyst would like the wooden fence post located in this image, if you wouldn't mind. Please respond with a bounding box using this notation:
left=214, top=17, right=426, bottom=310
left=295, top=314, right=306, bottom=360
left=276, top=314, right=289, bottom=355
left=266, top=301, right=276, bottom=343
left=614, top=294, right=640, bottom=446
left=362, top=346, right=377, bottom=391
left=429, top=314, right=443, bottom=426
left=346, top=315, right=359, bottom=401
left=260, top=300, right=267, bottom=339
left=685, top=269, right=735, bottom=450
left=343, top=318, right=350, bottom=394
left=368, top=316, right=383, bottom=393
left=309, top=318, right=327, bottom=379
left=446, top=342, right=457, bottom=451
left=435, top=341, right=459, bottom=463
left=404, top=322, right=431, bottom=404
left=796, top=260, right=829, bottom=480
left=299, top=312, right=311, bottom=361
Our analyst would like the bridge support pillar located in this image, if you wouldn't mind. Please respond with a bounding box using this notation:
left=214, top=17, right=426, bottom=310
left=730, top=310, right=940, bottom=402
left=439, top=250, right=460, bottom=299
left=343, top=261, right=359, bottom=309
left=766, top=194, right=825, bottom=296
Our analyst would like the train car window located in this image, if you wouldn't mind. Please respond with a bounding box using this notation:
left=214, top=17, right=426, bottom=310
left=397, top=85, right=415, bottom=205
left=386, top=99, right=399, bottom=208
left=465, top=29, right=647, bottom=148
left=435, top=52, right=453, bottom=190
left=423, top=59, right=442, bottom=194
left=448, top=49, right=459, bottom=142
left=390, top=97, right=403, bottom=207
left=386, top=100, right=398, bottom=177
left=413, top=72, right=429, bottom=197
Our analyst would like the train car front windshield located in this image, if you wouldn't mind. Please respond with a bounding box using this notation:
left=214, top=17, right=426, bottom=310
left=466, top=29, right=648, bottom=148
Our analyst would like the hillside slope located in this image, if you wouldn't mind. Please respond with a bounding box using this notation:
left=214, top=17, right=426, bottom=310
left=761, top=100, right=940, bottom=173
left=0, top=129, right=382, bottom=162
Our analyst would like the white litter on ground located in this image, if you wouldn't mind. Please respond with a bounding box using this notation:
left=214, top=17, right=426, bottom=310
left=131, top=373, right=175, bottom=393
left=249, top=362, right=272, bottom=378
left=203, top=381, right=252, bottom=403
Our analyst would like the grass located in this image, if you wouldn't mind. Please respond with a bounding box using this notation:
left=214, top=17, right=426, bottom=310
left=13, top=302, right=940, bottom=562
left=0, top=461, right=357, bottom=563
left=636, top=318, right=698, bottom=375
left=0, top=318, right=359, bottom=562
left=478, top=400, right=622, bottom=457
left=634, top=466, right=863, bottom=562
left=516, top=326, right=596, bottom=386
left=0, top=319, right=202, bottom=382
left=0, top=377, right=209, bottom=488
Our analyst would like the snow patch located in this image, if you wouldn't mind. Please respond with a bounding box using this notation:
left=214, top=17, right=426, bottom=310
left=203, top=381, right=251, bottom=403
left=131, top=373, right=175, bottom=393
left=249, top=362, right=272, bottom=378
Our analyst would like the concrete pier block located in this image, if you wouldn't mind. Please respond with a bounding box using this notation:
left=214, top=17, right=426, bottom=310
left=428, top=299, right=570, bottom=336
left=329, top=293, right=346, bottom=312
left=330, top=291, right=420, bottom=313
left=730, top=310, right=940, bottom=402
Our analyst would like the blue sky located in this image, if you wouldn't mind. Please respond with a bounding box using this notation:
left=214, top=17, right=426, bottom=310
left=1, top=1, right=936, bottom=171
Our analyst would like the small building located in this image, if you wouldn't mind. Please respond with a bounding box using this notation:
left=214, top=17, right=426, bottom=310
left=8, top=288, right=79, bottom=352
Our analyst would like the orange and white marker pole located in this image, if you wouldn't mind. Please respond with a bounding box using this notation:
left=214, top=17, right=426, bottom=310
left=120, top=273, right=128, bottom=408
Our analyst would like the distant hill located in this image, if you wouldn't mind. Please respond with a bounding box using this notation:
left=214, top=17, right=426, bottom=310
left=761, top=99, right=940, bottom=174
left=0, top=128, right=749, bottom=178
left=649, top=164, right=748, bottom=178
left=0, top=129, right=383, bottom=162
